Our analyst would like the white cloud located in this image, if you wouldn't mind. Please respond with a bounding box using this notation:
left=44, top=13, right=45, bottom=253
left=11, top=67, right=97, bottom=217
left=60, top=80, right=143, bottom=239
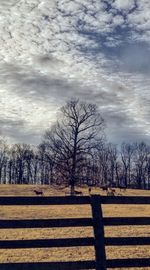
left=112, top=0, right=136, bottom=12
left=0, top=0, right=149, bottom=144
left=128, top=2, right=150, bottom=37
left=113, top=15, right=124, bottom=26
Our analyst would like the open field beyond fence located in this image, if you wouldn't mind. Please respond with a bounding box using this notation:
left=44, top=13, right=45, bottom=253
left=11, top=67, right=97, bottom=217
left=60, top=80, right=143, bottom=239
left=0, top=184, right=150, bottom=269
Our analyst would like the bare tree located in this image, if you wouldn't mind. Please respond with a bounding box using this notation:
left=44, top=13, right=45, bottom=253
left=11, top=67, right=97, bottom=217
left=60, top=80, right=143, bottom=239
left=0, top=139, right=8, bottom=184
left=43, top=99, right=104, bottom=195
left=9, top=144, right=34, bottom=184
left=120, top=142, right=135, bottom=188
left=133, top=142, right=150, bottom=189
left=107, top=143, right=118, bottom=187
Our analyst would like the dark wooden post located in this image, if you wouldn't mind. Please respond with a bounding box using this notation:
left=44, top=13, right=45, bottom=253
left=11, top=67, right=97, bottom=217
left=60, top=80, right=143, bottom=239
left=91, top=195, right=106, bottom=270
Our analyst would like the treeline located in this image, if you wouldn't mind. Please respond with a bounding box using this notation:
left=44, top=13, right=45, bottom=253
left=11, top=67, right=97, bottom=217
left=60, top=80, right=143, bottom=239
left=0, top=99, right=149, bottom=190
left=0, top=139, right=149, bottom=189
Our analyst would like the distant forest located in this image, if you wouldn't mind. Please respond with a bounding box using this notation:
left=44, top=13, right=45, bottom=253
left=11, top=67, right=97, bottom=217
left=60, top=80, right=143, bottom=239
left=0, top=100, right=149, bottom=191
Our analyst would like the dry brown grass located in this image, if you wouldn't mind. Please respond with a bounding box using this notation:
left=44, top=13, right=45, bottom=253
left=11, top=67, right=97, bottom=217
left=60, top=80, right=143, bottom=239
left=0, top=184, right=150, bottom=269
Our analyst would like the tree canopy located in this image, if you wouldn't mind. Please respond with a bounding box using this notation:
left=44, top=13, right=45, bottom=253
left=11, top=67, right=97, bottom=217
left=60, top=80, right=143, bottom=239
left=43, top=99, right=105, bottom=194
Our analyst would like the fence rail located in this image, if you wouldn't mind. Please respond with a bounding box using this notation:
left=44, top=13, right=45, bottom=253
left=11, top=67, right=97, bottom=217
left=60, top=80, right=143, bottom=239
left=0, top=237, right=94, bottom=249
left=0, top=217, right=93, bottom=228
left=0, top=195, right=150, bottom=269
left=1, top=195, right=150, bottom=205
left=0, top=261, right=96, bottom=270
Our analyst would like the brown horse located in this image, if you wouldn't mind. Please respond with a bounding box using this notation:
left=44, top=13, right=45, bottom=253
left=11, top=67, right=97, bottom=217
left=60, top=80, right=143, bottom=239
left=74, top=190, right=83, bottom=195
left=33, top=190, right=43, bottom=196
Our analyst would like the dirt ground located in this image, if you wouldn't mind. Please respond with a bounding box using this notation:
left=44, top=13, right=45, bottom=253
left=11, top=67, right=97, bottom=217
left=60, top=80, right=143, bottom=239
left=0, top=184, right=150, bottom=269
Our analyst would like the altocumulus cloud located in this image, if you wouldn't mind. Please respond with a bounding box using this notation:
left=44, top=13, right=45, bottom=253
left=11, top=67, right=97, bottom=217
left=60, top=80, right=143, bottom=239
left=0, top=0, right=149, bottom=144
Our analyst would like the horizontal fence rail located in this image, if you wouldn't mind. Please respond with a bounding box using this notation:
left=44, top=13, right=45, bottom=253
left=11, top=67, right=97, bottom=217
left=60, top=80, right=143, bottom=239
left=1, top=195, right=150, bottom=205
left=0, top=195, right=150, bottom=269
left=0, top=261, right=96, bottom=270
left=0, top=196, right=90, bottom=205
left=0, top=237, right=94, bottom=249
left=105, top=236, right=150, bottom=246
left=107, top=258, right=150, bottom=268
left=98, top=196, right=150, bottom=204
left=103, top=216, right=150, bottom=226
left=0, top=218, right=93, bottom=228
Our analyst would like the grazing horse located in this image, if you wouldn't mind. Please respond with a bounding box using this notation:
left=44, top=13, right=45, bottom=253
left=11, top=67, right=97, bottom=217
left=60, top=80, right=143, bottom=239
left=88, top=187, right=92, bottom=195
left=110, top=188, right=115, bottom=192
left=119, top=186, right=126, bottom=192
left=101, top=186, right=108, bottom=191
left=74, top=190, right=83, bottom=196
left=107, top=190, right=115, bottom=196
left=33, top=190, right=43, bottom=196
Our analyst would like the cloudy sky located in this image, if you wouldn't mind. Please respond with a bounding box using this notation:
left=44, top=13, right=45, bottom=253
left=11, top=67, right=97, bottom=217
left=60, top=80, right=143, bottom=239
left=0, top=0, right=150, bottom=145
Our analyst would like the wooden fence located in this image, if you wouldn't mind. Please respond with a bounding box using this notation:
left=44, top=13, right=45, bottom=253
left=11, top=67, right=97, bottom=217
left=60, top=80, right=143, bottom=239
left=0, top=195, right=150, bottom=269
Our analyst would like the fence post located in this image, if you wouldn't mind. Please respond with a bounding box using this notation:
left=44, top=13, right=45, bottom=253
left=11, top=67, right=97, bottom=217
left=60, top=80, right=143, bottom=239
left=91, top=195, right=106, bottom=270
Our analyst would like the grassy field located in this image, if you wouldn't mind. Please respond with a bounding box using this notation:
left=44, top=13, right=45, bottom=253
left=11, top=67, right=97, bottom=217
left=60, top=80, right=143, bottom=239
left=0, top=184, right=150, bottom=269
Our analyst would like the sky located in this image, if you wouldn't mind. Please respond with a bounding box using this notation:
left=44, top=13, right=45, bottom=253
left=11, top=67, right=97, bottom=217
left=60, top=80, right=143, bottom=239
left=0, top=0, right=150, bottom=145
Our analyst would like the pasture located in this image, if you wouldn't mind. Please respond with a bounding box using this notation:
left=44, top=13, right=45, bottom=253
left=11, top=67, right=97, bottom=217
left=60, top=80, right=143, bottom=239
left=0, top=184, right=150, bottom=269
